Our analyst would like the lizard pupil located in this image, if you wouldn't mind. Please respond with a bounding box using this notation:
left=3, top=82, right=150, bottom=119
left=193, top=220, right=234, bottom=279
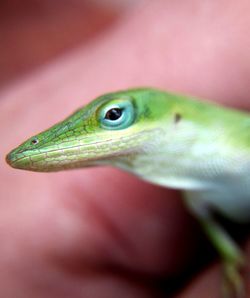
left=105, top=108, right=122, bottom=121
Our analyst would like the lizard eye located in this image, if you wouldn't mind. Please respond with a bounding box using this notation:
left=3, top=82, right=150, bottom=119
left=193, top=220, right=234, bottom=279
left=99, top=98, right=135, bottom=130
left=105, top=108, right=123, bottom=121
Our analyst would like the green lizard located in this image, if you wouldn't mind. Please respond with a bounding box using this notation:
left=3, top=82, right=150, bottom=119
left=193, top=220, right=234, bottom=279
left=6, top=88, right=250, bottom=297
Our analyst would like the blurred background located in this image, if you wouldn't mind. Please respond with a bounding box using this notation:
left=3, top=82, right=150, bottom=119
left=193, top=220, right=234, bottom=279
left=0, top=0, right=143, bottom=88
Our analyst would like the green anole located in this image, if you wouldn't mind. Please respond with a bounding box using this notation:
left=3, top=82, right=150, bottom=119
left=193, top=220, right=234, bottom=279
left=6, top=88, right=250, bottom=297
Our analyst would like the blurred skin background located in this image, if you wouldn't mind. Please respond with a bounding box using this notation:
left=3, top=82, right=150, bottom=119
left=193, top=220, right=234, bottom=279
left=0, top=0, right=132, bottom=87
left=1, top=0, right=250, bottom=297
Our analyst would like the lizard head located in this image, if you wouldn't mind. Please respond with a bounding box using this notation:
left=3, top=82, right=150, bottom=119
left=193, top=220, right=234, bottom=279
left=6, top=88, right=170, bottom=172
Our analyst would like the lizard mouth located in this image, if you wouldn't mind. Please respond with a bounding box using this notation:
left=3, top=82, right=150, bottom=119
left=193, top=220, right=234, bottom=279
left=6, top=128, right=155, bottom=172
left=5, top=141, right=128, bottom=172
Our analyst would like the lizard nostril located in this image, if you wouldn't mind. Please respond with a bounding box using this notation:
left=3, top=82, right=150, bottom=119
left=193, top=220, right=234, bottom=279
left=30, top=137, right=39, bottom=145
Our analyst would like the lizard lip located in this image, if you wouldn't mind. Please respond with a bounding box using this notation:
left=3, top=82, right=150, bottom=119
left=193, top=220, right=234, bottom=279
left=5, top=148, right=24, bottom=169
left=6, top=150, right=15, bottom=166
left=5, top=151, right=16, bottom=167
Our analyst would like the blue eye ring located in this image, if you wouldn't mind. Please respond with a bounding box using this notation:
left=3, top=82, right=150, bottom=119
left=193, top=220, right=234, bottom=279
left=99, top=98, right=135, bottom=130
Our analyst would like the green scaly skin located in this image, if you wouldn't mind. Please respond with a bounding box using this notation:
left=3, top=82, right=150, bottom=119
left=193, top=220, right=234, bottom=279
left=6, top=88, right=250, bottom=297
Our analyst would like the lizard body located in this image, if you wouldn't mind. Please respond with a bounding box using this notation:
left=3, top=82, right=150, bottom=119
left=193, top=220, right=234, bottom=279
left=6, top=88, right=250, bottom=297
